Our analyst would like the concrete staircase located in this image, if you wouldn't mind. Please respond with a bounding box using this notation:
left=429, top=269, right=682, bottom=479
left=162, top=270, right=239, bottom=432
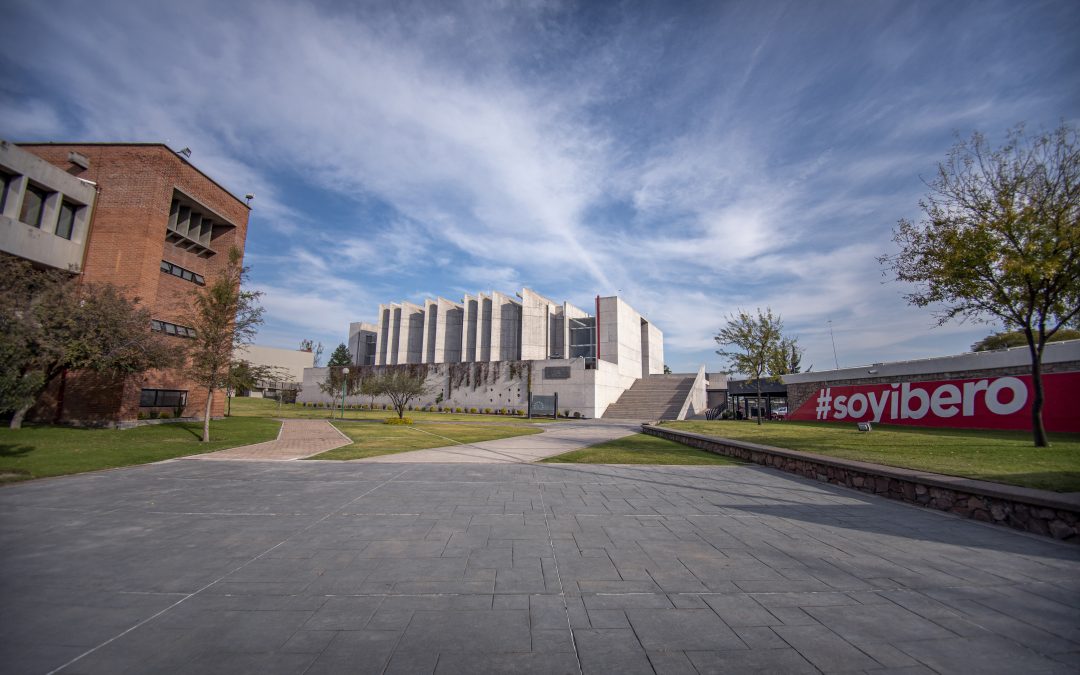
left=602, top=375, right=696, bottom=421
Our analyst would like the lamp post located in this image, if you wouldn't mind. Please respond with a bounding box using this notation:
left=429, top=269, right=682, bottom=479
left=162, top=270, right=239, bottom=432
left=340, top=368, right=349, bottom=420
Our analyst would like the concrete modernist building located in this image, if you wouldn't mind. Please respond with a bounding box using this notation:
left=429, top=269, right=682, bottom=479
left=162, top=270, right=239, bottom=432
left=2, top=141, right=250, bottom=424
left=302, top=289, right=707, bottom=419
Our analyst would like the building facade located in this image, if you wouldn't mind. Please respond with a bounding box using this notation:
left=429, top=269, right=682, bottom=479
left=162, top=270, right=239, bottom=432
left=2, top=141, right=250, bottom=424
left=233, top=344, right=315, bottom=399
left=303, top=290, right=677, bottom=419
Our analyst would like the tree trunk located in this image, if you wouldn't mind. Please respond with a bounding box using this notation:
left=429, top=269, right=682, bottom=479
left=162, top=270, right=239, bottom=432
left=202, top=387, right=214, bottom=442
left=9, top=402, right=32, bottom=430
left=1029, top=344, right=1049, bottom=447
left=755, top=384, right=763, bottom=425
left=226, top=385, right=232, bottom=417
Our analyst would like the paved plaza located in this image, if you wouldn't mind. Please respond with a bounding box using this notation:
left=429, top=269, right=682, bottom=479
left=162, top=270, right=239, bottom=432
left=1, top=456, right=1078, bottom=674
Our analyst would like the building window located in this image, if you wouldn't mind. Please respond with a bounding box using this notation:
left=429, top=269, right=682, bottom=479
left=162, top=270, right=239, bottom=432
left=0, top=171, right=13, bottom=213
left=19, top=184, right=49, bottom=228
left=55, top=200, right=79, bottom=240
left=151, top=319, right=197, bottom=338
left=139, top=389, right=188, bottom=408
left=160, top=260, right=205, bottom=285
left=568, top=317, right=596, bottom=359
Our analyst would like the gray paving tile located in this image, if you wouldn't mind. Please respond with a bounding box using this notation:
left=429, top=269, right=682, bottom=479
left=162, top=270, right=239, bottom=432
left=804, top=602, right=955, bottom=644
left=772, top=623, right=881, bottom=671
left=436, top=652, right=580, bottom=674
left=686, top=647, right=819, bottom=674
left=626, top=608, right=745, bottom=651
left=397, top=610, right=531, bottom=653
left=896, top=635, right=1076, bottom=674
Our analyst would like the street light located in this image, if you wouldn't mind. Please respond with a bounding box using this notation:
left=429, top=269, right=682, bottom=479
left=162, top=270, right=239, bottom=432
left=341, top=368, right=349, bottom=420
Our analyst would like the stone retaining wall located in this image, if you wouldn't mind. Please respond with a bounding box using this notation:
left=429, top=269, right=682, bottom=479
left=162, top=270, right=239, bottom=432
left=643, top=425, right=1079, bottom=542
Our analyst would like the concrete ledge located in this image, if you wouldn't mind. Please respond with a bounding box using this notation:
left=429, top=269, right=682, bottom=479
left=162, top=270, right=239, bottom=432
left=643, top=424, right=1080, bottom=542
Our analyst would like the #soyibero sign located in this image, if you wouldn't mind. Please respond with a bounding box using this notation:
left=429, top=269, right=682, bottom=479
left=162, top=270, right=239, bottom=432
left=789, top=372, right=1080, bottom=432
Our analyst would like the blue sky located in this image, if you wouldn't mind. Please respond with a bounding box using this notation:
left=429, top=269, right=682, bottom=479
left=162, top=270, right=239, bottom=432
left=2, top=1, right=1078, bottom=373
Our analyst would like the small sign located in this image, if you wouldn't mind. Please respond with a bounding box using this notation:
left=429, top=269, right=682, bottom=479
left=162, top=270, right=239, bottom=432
left=857, top=422, right=872, bottom=432
left=543, top=366, right=572, bottom=380
left=531, top=395, right=556, bottom=415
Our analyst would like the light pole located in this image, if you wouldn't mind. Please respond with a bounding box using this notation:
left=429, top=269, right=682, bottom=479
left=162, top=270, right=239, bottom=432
left=340, top=368, right=349, bottom=420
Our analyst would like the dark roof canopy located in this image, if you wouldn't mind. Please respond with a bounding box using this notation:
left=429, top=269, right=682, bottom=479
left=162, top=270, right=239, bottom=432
left=727, top=378, right=787, bottom=396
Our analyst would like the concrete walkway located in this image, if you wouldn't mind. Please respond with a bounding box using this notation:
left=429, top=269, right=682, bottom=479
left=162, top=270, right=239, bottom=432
left=349, top=421, right=640, bottom=464
left=3, top=460, right=1078, bottom=674
left=190, top=419, right=350, bottom=461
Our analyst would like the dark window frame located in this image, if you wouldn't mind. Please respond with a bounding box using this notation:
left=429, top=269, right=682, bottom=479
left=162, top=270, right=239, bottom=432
left=56, top=199, right=79, bottom=240
left=160, top=260, right=206, bottom=286
left=151, top=319, right=197, bottom=339
left=139, top=388, right=188, bottom=408
left=19, top=183, right=50, bottom=228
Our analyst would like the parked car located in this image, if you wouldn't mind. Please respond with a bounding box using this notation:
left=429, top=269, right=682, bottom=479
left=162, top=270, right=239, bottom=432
left=771, top=406, right=788, bottom=420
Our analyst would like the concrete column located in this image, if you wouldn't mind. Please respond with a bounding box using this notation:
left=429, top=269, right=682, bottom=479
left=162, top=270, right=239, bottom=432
left=2, top=175, right=27, bottom=220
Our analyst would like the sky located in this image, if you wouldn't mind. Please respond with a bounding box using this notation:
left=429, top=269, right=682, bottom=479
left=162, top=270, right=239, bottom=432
left=2, top=0, right=1078, bottom=373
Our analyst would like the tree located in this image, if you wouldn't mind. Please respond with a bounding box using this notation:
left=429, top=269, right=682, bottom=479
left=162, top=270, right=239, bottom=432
left=0, top=257, right=176, bottom=429
left=317, top=366, right=360, bottom=417
left=225, top=360, right=287, bottom=416
left=327, top=343, right=352, bottom=368
left=778, top=338, right=804, bottom=375
left=299, top=339, right=325, bottom=367
left=187, top=248, right=264, bottom=442
left=715, top=308, right=789, bottom=425
left=879, top=124, right=1080, bottom=447
left=366, top=369, right=430, bottom=419
left=971, top=328, right=1080, bottom=352
left=663, top=364, right=672, bottom=374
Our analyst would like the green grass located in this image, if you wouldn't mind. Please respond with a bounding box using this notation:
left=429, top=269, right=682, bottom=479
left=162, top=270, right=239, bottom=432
left=309, top=422, right=543, bottom=460
left=227, top=396, right=556, bottom=424
left=541, top=433, right=744, bottom=466
left=663, top=420, right=1080, bottom=492
left=0, top=417, right=282, bottom=483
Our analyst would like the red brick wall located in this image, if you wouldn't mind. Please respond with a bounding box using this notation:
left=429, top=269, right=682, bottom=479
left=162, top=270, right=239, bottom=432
left=19, top=144, right=250, bottom=425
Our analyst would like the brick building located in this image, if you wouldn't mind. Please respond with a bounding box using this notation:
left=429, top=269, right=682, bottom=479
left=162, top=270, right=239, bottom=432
left=1, top=141, right=250, bottom=424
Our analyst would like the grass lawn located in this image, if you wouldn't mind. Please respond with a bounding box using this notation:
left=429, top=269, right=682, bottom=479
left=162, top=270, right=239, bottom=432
left=0, top=417, right=281, bottom=483
left=309, top=421, right=543, bottom=460
left=228, top=396, right=556, bottom=424
left=663, top=420, right=1080, bottom=492
left=542, top=433, right=744, bottom=466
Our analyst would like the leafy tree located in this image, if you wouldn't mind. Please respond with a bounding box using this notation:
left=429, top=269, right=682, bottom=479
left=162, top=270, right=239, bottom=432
left=225, top=360, right=287, bottom=416
left=715, top=308, right=790, bottom=425
left=366, top=369, right=430, bottom=420
left=778, top=338, right=804, bottom=374
left=663, top=364, right=672, bottom=374
left=317, top=366, right=361, bottom=417
left=187, top=248, right=264, bottom=442
left=971, top=329, right=1080, bottom=352
left=879, top=124, right=1080, bottom=447
left=0, top=257, right=176, bottom=429
left=327, top=343, right=352, bottom=368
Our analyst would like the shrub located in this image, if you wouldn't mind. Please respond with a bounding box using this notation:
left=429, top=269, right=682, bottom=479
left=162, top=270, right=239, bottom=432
left=469, top=407, right=478, bottom=414
left=407, top=404, right=414, bottom=411
left=159, top=411, right=171, bottom=419
left=148, top=410, right=160, bottom=419
left=563, top=410, right=570, bottom=418
left=515, top=409, right=524, bottom=416
left=483, top=408, right=492, bottom=414
left=573, top=411, right=581, bottom=419
left=437, top=406, right=444, bottom=412
left=137, top=411, right=148, bottom=420
left=455, top=407, right=463, bottom=413
left=384, top=417, right=414, bottom=425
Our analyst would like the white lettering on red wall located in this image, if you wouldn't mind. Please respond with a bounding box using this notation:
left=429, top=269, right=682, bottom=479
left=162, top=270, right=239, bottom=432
left=790, top=372, right=1080, bottom=432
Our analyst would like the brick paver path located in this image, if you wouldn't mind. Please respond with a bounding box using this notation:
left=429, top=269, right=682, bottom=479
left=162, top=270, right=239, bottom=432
left=190, top=419, right=350, bottom=461
left=3, top=460, right=1078, bottom=674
